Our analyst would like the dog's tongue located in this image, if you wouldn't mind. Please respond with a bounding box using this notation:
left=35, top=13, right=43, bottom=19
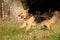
left=21, top=16, right=24, bottom=19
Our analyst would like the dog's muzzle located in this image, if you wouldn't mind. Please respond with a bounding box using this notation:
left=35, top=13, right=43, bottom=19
left=20, top=16, right=24, bottom=19
left=18, top=15, right=24, bottom=19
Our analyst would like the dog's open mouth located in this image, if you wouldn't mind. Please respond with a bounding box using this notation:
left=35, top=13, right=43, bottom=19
left=20, top=16, right=24, bottom=19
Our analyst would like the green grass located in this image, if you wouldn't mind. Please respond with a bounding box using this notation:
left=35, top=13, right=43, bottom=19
left=0, top=20, right=60, bottom=40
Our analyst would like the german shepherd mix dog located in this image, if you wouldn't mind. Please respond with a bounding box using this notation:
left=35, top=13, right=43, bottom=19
left=18, top=9, right=60, bottom=31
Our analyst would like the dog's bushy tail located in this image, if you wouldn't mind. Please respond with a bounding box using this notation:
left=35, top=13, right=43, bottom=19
left=50, top=11, right=60, bottom=23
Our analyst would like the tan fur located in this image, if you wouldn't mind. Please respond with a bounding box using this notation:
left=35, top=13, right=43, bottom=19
left=19, top=9, right=60, bottom=31
left=50, top=11, right=60, bottom=23
left=42, top=20, right=52, bottom=30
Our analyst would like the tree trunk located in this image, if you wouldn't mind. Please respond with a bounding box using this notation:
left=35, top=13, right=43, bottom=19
left=1, top=2, right=5, bottom=20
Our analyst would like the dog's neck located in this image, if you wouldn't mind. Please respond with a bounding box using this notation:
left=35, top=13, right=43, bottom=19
left=24, top=14, right=32, bottom=21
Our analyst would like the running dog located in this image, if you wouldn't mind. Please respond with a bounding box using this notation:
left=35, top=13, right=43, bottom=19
left=18, top=9, right=60, bottom=31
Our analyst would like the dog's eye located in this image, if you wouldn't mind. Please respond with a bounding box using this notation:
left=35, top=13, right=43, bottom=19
left=21, top=13, right=23, bottom=14
left=18, top=15, right=20, bottom=16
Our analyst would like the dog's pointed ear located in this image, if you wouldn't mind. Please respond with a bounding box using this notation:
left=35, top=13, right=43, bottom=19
left=25, top=8, right=29, bottom=13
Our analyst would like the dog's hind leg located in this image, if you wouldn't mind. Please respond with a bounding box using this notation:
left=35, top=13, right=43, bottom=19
left=43, top=20, right=52, bottom=30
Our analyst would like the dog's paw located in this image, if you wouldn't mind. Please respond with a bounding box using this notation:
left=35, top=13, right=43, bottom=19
left=25, top=26, right=31, bottom=31
left=20, top=25, right=26, bottom=28
left=25, top=28, right=29, bottom=31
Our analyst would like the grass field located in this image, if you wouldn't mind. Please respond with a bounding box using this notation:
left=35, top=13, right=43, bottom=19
left=0, top=19, right=60, bottom=40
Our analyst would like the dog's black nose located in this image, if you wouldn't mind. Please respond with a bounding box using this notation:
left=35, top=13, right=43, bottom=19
left=18, top=15, right=20, bottom=16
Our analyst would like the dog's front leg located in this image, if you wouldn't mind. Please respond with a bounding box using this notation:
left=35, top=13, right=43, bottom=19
left=21, top=21, right=26, bottom=28
left=25, top=24, right=32, bottom=31
left=25, top=16, right=35, bottom=31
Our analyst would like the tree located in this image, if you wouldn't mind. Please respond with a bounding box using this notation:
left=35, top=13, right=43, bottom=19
left=1, top=2, right=5, bottom=20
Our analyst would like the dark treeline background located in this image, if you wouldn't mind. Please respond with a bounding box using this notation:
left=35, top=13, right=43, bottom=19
left=25, top=0, right=60, bottom=15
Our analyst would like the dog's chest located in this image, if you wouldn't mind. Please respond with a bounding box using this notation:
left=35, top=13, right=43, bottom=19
left=25, top=16, right=35, bottom=24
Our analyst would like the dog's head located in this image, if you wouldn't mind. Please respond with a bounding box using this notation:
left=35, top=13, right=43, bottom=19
left=18, top=9, right=29, bottom=19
